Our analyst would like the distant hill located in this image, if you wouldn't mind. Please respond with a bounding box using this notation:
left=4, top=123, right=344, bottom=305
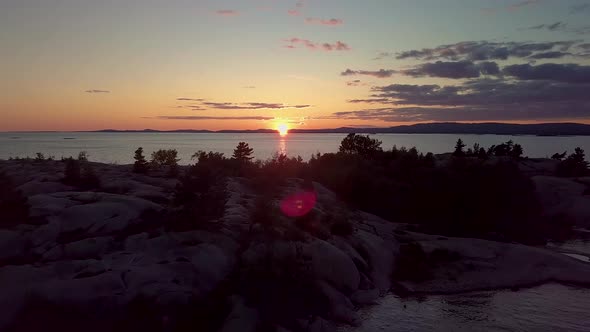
left=94, top=123, right=590, bottom=136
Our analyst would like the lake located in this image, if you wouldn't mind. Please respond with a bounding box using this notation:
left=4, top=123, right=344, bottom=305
left=340, top=283, right=590, bottom=332
left=1, top=132, right=589, bottom=164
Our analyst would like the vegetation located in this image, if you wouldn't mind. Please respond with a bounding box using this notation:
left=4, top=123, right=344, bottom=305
left=62, top=156, right=100, bottom=189
left=453, top=139, right=523, bottom=159
left=150, top=149, right=180, bottom=177
left=132, top=147, right=149, bottom=173
left=0, top=172, right=29, bottom=228
left=339, top=133, right=383, bottom=156
left=556, top=148, right=590, bottom=177
left=168, top=139, right=560, bottom=244
left=232, top=142, right=254, bottom=162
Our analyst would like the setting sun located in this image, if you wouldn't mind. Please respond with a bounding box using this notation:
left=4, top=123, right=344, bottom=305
left=277, top=123, right=289, bottom=136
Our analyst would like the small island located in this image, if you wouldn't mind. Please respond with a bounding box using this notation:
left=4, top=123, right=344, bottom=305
left=1, top=135, right=589, bottom=331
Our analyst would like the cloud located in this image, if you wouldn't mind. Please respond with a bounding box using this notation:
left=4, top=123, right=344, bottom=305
left=85, top=89, right=110, bottom=94
left=395, top=41, right=576, bottom=61
left=284, top=38, right=351, bottom=51
left=346, top=80, right=368, bottom=87
left=525, top=21, right=590, bottom=35
left=502, top=63, right=590, bottom=83
left=215, top=10, right=239, bottom=16
left=341, top=69, right=396, bottom=78
left=177, top=97, right=205, bottom=101
left=176, top=98, right=311, bottom=110
left=403, top=61, right=500, bottom=79
left=570, top=3, right=590, bottom=14
left=321, top=102, right=590, bottom=122
left=507, top=0, right=541, bottom=11
left=243, top=86, right=256, bottom=89
left=347, top=98, right=392, bottom=104
left=305, top=18, right=344, bottom=26
left=528, top=51, right=572, bottom=59
left=371, top=80, right=590, bottom=106
left=288, top=9, right=301, bottom=16
left=527, top=21, right=567, bottom=31
left=157, top=116, right=274, bottom=121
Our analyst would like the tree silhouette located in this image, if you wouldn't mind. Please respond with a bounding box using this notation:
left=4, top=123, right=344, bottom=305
left=232, top=142, right=254, bottom=162
left=556, top=147, right=589, bottom=177
left=453, top=139, right=466, bottom=157
left=551, top=151, right=567, bottom=161
left=339, top=133, right=382, bottom=156
left=133, top=147, right=149, bottom=173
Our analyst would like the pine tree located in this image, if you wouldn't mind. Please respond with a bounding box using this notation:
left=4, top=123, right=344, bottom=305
left=232, top=142, right=254, bottom=162
left=133, top=147, right=149, bottom=173
left=453, top=139, right=466, bottom=157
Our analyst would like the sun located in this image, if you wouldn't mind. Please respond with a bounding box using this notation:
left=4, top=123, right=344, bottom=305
left=277, top=123, right=289, bottom=136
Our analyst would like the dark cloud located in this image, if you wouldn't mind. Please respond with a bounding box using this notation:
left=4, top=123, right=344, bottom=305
left=395, top=41, right=576, bottom=61
left=403, top=61, right=500, bottom=79
left=347, top=98, right=391, bottom=104
left=346, top=80, right=368, bottom=87
left=215, top=10, right=239, bottom=16
left=527, top=21, right=567, bottom=31
left=177, top=97, right=205, bottom=101
left=525, top=21, right=590, bottom=35
left=85, top=90, right=110, bottom=93
left=176, top=98, right=311, bottom=110
left=503, top=63, right=590, bottom=83
left=578, top=43, right=590, bottom=50
left=157, top=116, right=274, bottom=121
left=528, top=51, right=572, bottom=59
left=507, top=0, right=541, bottom=11
left=322, top=101, right=590, bottom=122
left=341, top=69, right=396, bottom=78
left=305, top=18, right=343, bottom=26
left=284, top=38, right=350, bottom=51
left=371, top=80, right=590, bottom=106
left=570, top=3, right=590, bottom=14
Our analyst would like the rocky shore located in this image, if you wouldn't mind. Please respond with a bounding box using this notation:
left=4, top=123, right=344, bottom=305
left=0, top=159, right=589, bottom=331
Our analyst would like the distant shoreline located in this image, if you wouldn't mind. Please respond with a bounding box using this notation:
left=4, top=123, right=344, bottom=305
left=3, top=122, right=590, bottom=136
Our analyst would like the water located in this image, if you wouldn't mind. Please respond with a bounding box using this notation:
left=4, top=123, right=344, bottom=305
left=341, top=284, right=590, bottom=332
left=1, top=132, right=589, bottom=164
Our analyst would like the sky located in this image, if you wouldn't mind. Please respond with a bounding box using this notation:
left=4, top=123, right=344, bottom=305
left=1, top=0, right=590, bottom=131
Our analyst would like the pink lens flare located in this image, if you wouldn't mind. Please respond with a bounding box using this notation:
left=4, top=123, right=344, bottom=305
left=280, top=190, right=318, bottom=217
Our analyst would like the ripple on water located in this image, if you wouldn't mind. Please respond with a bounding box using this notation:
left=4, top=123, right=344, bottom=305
left=340, top=284, right=590, bottom=332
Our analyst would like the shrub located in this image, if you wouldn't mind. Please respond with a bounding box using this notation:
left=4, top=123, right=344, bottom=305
left=0, top=173, right=29, bottom=227
left=151, top=149, right=180, bottom=177
left=77, top=151, right=88, bottom=161
left=133, top=147, right=149, bottom=173
left=232, top=142, right=254, bottom=162
left=339, top=133, right=383, bottom=156
left=552, top=151, right=567, bottom=161
left=34, top=153, right=45, bottom=161
left=63, top=157, right=81, bottom=185
left=452, top=139, right=466, bottom=157
left=63, top=157, right=100, bottom=189
left=556, top=148, right=589, bottom=177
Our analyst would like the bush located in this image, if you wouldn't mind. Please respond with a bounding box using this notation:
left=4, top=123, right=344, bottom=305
left=133, top=147, right=149, bottom=173
left=151, top=149, right=180, bottom=177
left=0, top=173, right=29, bottom=227
left=63, top=157, right=100, bottom=189
left=63, top=157, right=81, bottom=185
left=339, top=133, right=382, bottom=156
left=556, top=148, right=589, bottom=177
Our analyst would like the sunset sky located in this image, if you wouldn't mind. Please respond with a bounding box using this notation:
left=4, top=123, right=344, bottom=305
left=1, top=0, right=590, bottom=131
